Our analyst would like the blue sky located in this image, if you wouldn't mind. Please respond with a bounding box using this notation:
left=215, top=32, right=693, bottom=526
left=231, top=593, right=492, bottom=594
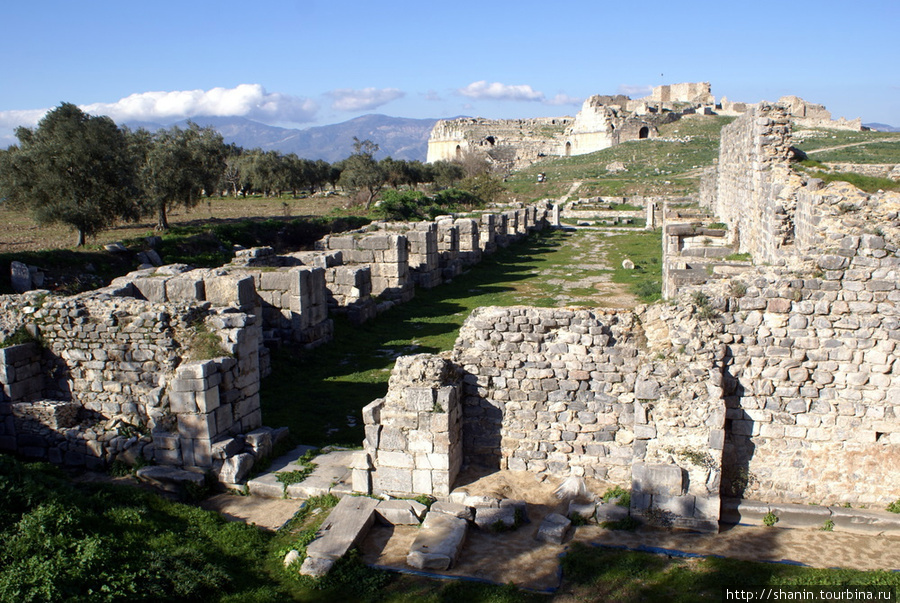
left=2, top=0, right=898, bottom=145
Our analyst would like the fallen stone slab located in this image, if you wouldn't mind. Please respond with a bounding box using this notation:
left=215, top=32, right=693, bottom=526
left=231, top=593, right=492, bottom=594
left=376, top=499, right=427, bottom=525
left=769, top=503, right=833, bottom=530
left=136, top=465, right=205, bottom=494
left=431, top=501, right=474, bottom=521
left=720, top=499, right=771, bottom=526
left=217, top=452, right=255, bottom=485
left=500, top=498, right=529, bottom=525
left=407, top=511, right=468, bottom=570
left=473, top=506, right=517, bottom=531
left=301, top=496, right=380, bottom=576
left=535, top=512, right=571, bottom=544
left=299, top=556, right=334, bottom=578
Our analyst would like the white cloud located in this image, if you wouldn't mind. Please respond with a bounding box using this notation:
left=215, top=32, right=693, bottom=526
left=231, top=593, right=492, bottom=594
left=457, top=81, right=545, bottom=102
left=544, top=93, right=583, bottom=107
left=617, top=84, right=653, bottom=98
left=0, top=84, right=320, bottom=136
left=81, top=84, right=319, bottom=124
left=326, top=88, right=405, bottom=112
left=0, top=109, right=49, bottom=131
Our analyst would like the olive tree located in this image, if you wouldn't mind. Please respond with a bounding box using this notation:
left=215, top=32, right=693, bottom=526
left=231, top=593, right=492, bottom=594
left=0, top=103, right=140, bottom=246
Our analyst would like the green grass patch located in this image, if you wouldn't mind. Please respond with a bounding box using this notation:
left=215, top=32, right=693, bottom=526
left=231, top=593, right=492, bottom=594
left=0, top=454, right=284, bottom=602
left=794, top=129, right=900, bottom=163
left=806, top=170, right=900, bottom=193
left=560, top=542, right=900, bottom=602
left=605, top=230, right=663, bottom=303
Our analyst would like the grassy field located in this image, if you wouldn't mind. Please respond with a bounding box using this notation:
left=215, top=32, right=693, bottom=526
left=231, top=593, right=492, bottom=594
left=0, top=193, right=353, bottom=254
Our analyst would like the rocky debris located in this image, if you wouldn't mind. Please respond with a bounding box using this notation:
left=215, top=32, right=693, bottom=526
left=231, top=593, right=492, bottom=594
left=283, top=549, right=300, bottom=568
left=406, top=511, right=468, bottom=570
left=535, top=513, right=571, bottom=544
left=596, top=501, right=630, bottom=523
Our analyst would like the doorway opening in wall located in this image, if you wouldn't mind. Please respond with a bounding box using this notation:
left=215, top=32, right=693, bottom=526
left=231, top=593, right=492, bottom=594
left=485, top=136, right=495, bottom=146
left=565, top=141, right=572, bottom=157
left=455, top=145, right=462, bottom=159
left=639, top=126, right=650, bottom=139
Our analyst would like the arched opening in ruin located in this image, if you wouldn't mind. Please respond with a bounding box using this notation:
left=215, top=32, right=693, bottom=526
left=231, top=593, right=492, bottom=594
left=565, top=142, right=572, bottom=157
left=485, top=136, right=496, bottom=146
left=455, top=145, right=462, bottom=159
left=639, top=126, right=650, bottom=139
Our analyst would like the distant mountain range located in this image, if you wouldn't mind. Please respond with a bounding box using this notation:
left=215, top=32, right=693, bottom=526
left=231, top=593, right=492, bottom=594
left=864, top=123, right=900, bottom=132
left=124, top=114, right=442, bottom=162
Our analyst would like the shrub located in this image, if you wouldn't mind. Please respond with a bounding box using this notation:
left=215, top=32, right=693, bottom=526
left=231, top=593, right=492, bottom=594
left=763, top=511, right=779, bottom=527
left=887, top=500, right=900, bottom=514
left=377, top=190, right=429, bottom=221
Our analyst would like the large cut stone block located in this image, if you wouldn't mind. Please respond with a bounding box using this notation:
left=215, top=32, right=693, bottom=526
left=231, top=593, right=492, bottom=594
left=535, top=512, right=571, bottom=544
left=407, top=512, right=467, bottom=571
left=632, top=462, right=685, bottom=496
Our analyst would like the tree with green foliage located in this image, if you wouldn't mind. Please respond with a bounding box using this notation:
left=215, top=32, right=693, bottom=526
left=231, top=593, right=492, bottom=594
left=0, top=103, right=140, bottom=246
left=428, top=160, right=465, bottom=189
left=137, top=122, right=227, bottom=230
left=338, top=137, right=385, bottom=209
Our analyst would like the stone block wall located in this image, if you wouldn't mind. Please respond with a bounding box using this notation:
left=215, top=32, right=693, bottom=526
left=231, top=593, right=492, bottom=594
left=317, top=233, right=414, bottom=302
left=710, top=103, right=796, bottom=264
left=455, top=218, right=481, bottom=266
left=109, top=263, right=333, bottom=349
left=436, top=218, right=462, bottom=280
left=324, top=266, right=376, bottom=324
left=379, top=222, right=441, bottom=289
left=0, top=342, right=42, bottom=404
left=0, top=293, right=263, bottom=471
left=707, top=229, right=900, bottom=507
left=361, top=355, right=463, bottom=497
left=362, top=304, right=726, bottom=529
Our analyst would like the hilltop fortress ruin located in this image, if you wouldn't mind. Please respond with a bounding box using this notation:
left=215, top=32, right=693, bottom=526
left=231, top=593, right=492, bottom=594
left=426, top=82, right=863, bottom=170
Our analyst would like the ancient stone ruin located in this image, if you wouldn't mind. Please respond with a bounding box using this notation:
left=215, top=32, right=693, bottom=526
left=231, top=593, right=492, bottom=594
left=0, top=201, right=554, bottom=488
left=361, top=99, right=899, bottom=534
left=427, top=82, right=864, bottom=171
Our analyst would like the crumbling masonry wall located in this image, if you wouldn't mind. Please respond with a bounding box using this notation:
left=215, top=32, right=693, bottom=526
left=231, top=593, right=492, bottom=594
left=363, top=304, right=726, bottom=530
left=0, top=293, right=262, bottom=470
left=705, top=103, right=799, bottom=264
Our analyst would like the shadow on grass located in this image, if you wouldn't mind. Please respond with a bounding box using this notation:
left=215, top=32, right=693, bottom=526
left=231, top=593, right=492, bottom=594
left=259, top=231, right=564, bottom=446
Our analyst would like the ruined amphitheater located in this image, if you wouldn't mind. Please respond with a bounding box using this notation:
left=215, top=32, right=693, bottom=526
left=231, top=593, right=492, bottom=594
left=1, top=89, right=898, bottom=578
